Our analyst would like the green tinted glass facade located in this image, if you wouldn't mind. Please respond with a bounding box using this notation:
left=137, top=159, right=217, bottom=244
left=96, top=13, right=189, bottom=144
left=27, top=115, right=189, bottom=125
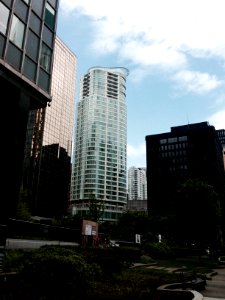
left=71, top=67, right=129, bottom=222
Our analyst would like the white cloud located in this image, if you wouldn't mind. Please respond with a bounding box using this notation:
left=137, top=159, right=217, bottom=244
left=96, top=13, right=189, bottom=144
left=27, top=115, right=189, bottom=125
left=127, top=143, right=146, bottom=168
left=60, top=0, right=225, bottom=58
left=60, top=0, right=225, bottom=93
left=208, top=109, right=225, bottom=130
left=173, top=70, right=223, bottom=94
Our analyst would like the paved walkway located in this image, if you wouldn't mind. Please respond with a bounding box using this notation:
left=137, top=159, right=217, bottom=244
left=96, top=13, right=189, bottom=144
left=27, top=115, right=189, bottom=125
left=201, top=266, right=225, bottom=299
left=132, top=263, right=225, bottom=299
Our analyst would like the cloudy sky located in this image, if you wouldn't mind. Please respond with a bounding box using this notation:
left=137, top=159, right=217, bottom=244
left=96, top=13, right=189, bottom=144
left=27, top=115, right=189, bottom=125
left=57, top=0, right=225, bottom=168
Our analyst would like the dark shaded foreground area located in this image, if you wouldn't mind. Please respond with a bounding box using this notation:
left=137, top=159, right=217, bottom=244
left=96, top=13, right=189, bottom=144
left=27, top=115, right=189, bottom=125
left=0, top=246, right=223, bottom=300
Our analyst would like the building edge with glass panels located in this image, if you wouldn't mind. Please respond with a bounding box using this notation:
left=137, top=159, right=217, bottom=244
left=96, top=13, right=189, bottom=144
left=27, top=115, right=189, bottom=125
left=70, top=66, right=129, bottom=222
left=0, top=0, right=58, bottom=100
left=29, top=36, right=77, bottom=218
left=0, top=0, right=59, bottom=224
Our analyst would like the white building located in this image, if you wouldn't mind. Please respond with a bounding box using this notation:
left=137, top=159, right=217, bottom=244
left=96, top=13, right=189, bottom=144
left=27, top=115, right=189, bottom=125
left=70, top=66, right=129, bottom=221
left=128, top=167, right=147, bottom=200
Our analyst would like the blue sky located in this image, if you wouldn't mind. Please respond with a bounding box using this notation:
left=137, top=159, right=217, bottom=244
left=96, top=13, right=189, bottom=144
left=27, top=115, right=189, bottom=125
left=57, top=0, right=225, bottom=169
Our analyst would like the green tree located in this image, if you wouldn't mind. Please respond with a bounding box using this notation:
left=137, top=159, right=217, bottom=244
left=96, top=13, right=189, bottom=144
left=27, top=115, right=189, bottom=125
left=175, top=179, right=223, bottom=250
left=16, top=186, right=31, bottom=221
left=87, top=194, right=105, bottom=222
left=112, top=211, right=152, bottom=242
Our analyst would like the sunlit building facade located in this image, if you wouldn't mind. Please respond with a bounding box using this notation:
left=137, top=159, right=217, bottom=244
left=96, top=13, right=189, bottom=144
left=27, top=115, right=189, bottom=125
left=25, top=36, right=77, bottom=218
left=70, top=66, right=129, bottom=221
left=128, top=167, right=147, bottom=200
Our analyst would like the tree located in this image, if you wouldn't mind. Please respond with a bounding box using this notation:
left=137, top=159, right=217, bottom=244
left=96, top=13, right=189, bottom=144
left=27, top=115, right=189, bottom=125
left=112, top=211, right=153, bottom=242
left=175, top=178, right=223, bottom=251
left=87, top=194, right=105, bottom=222
left=16, top=186, right=31, bottom=221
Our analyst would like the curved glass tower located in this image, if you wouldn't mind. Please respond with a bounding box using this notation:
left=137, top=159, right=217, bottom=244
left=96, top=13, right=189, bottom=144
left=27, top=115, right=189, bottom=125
left=70, top=66, right=129, bottom=221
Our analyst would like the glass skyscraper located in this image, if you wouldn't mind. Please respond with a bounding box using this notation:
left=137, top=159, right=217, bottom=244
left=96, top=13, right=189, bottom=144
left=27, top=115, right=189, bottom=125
left=70, top=66, right=129, bottom=222
left=24, top=36, right=77, bottom=218
left=0, top=0, right=59, bottom=223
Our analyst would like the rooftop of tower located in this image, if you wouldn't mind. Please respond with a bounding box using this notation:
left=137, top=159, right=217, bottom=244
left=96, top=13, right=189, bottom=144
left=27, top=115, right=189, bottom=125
left=87, top=66, right=129, bottom=77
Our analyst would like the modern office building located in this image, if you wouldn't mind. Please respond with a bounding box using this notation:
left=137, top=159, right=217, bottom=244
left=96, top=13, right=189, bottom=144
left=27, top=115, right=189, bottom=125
left=145, top=121, right=225, bottom=217
left=23, top=36, right=77, bottom=218
left=0, top=0, right=59, bottom=223
left=128, top=166, right=147, bottom=200
left=217, top=129, right=225, bottom=170
left=70, top=66, right=129, bottom=222
left=126, top=200, right=147, bottom=213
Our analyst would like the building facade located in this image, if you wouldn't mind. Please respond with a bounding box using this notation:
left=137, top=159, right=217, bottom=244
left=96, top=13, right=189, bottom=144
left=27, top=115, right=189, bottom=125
left=70, top=66, right=129, bottom=222
left=0, top=0, right=59, bottom=223
left=128, top=166, right=147, bottom=200
left=23, top=36, right=77, bottom=218
left=217, top=129, right=225, bottom=170
left=145, top=121, right=225, bottom=216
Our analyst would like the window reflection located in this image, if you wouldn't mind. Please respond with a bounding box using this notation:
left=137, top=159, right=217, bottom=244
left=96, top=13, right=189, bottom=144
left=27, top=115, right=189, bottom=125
left=40, top=42, right=51, bottom=72
left=0, top=3, right=10, bottom=35
left=9, top=15, right=25, bottom=48
left=45, top=3, right=55, bottom=30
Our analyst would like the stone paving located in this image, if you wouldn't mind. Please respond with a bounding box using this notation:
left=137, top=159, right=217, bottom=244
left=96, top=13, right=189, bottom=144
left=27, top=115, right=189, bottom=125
left=132, top=263, right=225, bottom=299
left=201, top=266, right=225, bottom=299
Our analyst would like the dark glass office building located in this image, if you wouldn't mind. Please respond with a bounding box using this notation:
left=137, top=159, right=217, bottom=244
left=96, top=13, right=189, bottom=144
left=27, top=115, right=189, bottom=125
left=145, top=122, right=225, bottom=217
left=217, top=129, right=225, bottom=170
left=0, top=0, right=59, bottom=223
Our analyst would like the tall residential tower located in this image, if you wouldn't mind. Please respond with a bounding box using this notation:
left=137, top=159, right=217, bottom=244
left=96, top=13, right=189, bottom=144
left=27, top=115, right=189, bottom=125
left=128, top=167, right=147, bottom=200
left=70, top=66, right=129, bottom=222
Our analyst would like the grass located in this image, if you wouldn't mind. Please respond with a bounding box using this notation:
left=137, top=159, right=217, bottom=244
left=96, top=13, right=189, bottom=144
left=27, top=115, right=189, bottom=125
left=155, top=255, right=219, bottom=274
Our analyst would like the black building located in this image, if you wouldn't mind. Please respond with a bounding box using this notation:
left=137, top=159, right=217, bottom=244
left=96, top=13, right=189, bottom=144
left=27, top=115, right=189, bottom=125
left=145, top=122, right=225, bottom=216
left=217, top=129, right=225, bottom=170
left=0, top=0, right=59, bottom=224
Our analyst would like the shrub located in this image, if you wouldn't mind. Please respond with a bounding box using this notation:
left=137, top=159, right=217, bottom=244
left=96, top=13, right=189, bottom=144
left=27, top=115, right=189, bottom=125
left=143, top=242, right=174, bottom=259
left=4, top=246, right=102, bottom=300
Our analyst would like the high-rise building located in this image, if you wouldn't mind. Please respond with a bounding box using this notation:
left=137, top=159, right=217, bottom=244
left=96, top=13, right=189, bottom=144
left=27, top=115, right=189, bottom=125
left=32, top=36, right=77, bottom=218
left=145, top=121, right=225, bottom=216
left=128, top=167, right=147, bottom=200
left=23, top=36, right=77, bottom=218
left=70, top=66, right=129, bottom=222
left=217, top=129, right=225, bottom=170
left=0, top=0, right=59, bottom=223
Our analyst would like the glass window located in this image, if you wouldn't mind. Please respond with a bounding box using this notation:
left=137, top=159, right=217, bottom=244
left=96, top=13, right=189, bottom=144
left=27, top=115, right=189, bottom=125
left=0, top=2, right=10, bottom=35
left=38, top=68, right=50, bottom=91
left=48, top=0, right=57, bottom=9
left=23, top=56, right=37, bottom=81
left=9, top=15, right=25, bottom=48
left=1, top=0, right=12, bottom=8
left=42, top=25, right=53, bottom=47
left=44, top=3, right=55, bottom=30
left=26, top=29, right=39, bottom=61
left=40, top=42, right=52, bottom=72
left=29, top=12, right=41, bottom=35
left=6, top=42, right=22, bottom=70
left=0, top=34, right=6, bottom=57
left=31, top=0, right=44, bottom=17
left=14, top=0, right=28, bottom=22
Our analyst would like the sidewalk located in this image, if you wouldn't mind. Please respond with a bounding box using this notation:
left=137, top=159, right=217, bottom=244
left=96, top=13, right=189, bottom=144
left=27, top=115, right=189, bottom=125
left=201, top=266, right=225, bottom=300
left=133, top=262, right=225, bottom=300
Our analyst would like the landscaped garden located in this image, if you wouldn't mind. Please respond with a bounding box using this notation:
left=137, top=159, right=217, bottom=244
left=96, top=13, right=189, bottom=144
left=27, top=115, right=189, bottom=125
left=0, top=244, right=220, bottom=300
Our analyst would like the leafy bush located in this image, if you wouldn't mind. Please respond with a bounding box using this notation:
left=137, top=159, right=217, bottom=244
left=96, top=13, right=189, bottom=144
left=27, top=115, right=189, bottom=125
left=143, top=242, right=174, bottom=259
left=4, top=246, right=102, bottom=300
